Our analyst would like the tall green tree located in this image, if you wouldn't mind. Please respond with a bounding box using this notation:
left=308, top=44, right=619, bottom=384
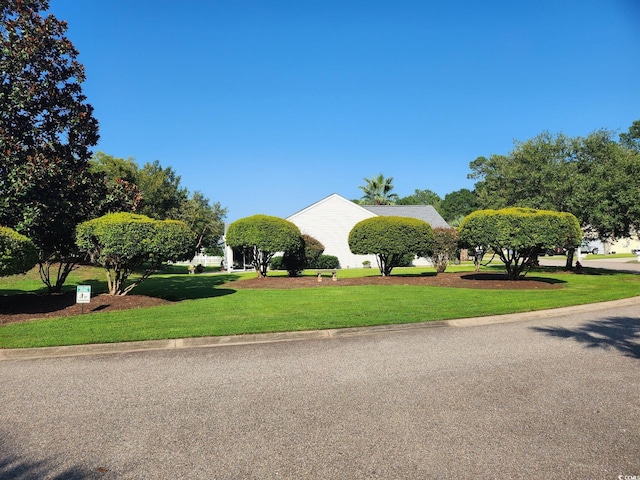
left=90, top=151, right=139, bottom=183
left=440, top=188, right=478, bottom=224
left=468, top=124, right=640, bottom=267
left=396, top=189, right=442, bottom=210
left=90, top=154, right=227, bottom=254
left=619, top=119, right=640, bottom=153
left=90, top=151, right=142, bottom=214
left=177, top=191, right=227, bottom=257
left=0, top=0, right=100, bottom=292
left=469, top=132, right=573, bottom=212
left=358, top=173, right=398, bottom=205
left=137, top=160, right=188, bottom=220
left=570, top=130, right=640, bottom=240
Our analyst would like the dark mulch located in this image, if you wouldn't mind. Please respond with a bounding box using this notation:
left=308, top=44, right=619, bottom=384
left=233, top=271, right=565, bottom=290
left=0, top=292, right=170, bottom=325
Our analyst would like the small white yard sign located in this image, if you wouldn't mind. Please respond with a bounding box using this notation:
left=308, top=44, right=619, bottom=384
left=76, top=285, right=91, bottom=304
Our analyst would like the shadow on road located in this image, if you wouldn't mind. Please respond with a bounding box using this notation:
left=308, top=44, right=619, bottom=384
left=0, top=447, right=103, bottom=479
left=531, top=316, right=640, bottom=359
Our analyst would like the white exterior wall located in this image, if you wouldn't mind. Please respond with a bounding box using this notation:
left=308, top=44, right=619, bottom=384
left=288, top=194, right=378, bottom=269
left=605, top=234, right=640, bottom=254
left=173, top=255, right=223, bottom=267
left=413, top=256, right=434, bottom=267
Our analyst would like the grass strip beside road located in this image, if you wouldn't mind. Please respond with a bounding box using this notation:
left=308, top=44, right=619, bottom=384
left=1, top=267, right=639, bottom=348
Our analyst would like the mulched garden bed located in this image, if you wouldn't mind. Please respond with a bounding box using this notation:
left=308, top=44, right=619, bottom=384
left=233, top=271, right=564, bottom=290
left=0, top=293, right=170, bottom=325
left=0, top=271, right=563, bottom=325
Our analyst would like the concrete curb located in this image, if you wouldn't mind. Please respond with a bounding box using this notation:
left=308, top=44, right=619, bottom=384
left=2, top=296, right=640, bottom=361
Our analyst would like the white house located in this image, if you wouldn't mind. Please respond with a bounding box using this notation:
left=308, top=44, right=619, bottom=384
left=287, top=193, right=450, bottom=268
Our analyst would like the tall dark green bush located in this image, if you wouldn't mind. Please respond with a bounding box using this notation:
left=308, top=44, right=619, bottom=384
left=269, top=256, right=285, bottom=271
left=302, top=234, right=325, bottom=266
left=269, top=234, right=327, bottom=276
left=281, top=247, right=306, bottom=277
left=280, top=234, right=326, bottom=276
left=430, top=227, right=460, bottom=273
left=314, top=255, right=340, bottom=270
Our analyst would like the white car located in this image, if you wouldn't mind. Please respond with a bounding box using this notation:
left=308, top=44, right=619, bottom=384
left=579, top=243, right=599, bottom=255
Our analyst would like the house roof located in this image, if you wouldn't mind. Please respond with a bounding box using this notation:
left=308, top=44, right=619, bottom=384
left=287, top=193, right=450, bottom=229
left=287, top=193, right=374, bottom=220
left=362, top=205, right=450, bottom=228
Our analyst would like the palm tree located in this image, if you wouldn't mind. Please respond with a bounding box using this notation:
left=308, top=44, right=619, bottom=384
left=359, top=173, right=398, bottom=205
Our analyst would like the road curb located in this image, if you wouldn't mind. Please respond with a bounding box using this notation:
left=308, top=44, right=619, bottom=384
left=2, top=296, right=640, bottom=361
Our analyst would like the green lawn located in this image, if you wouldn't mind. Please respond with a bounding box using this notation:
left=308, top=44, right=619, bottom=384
left=583, top=253, right=637, bottom=260
left=1, top=265, right=639, bottom=348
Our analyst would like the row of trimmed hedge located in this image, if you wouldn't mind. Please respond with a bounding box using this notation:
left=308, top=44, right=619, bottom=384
left=270, top=254, right=340, bottom=271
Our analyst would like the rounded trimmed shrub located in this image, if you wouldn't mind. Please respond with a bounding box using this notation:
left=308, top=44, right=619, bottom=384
left=0, top=226, right=38, bottom=276
left=226, top=215, right=302, bottom=277
left=76, top=212, right=194, bottom=294
left=459, top=207, right=582, bottom=279
left=348, top=216, right=434, bottom=276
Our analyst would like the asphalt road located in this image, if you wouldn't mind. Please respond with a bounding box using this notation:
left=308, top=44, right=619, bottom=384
left=2, top=300, right=640, bottom=479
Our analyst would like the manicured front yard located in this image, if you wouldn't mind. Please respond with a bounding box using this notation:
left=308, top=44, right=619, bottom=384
left=1, top=265, right=639, bottom=348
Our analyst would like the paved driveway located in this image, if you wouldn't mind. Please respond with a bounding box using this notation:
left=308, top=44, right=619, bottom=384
left=2, top=301, right=640, bottom=479
left=540, top=256, right=640, bottom=273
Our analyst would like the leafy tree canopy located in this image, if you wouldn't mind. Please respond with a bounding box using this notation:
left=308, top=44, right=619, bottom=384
left=90, top=151, right=139, bottom=183
left=440, top=188, right=478, bottom=224
left=89, top=152, right=142, bottom=214
left=396, top=189, right=442, bottom=210
left=177, top=191, right=227, bottom=257
left=468, top=124, right=640, bottom=243
left=136, top=160, right=188, bottom=220
left=348, top=216, right=434, bottom=276
left=469, top=131, right=573, bottom=212
left=226, top=215, right=302, bottom=277
left=90, top=153, right=227, bottom=256
left=619, top=119, right=640, bottom=153
left=0, top=0, right=101, bottom=292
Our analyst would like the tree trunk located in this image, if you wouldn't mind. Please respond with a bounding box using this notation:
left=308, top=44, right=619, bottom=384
left=39, top=259, right=76, bottom=294
left=565, top=248, right=575, bottom=270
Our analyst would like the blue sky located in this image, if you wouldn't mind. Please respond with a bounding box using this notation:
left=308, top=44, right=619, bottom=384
left=51, top=0, right=640, bottom=221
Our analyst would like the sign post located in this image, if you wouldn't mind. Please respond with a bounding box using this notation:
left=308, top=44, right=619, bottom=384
left=76, top=285, right=91, bottom=314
